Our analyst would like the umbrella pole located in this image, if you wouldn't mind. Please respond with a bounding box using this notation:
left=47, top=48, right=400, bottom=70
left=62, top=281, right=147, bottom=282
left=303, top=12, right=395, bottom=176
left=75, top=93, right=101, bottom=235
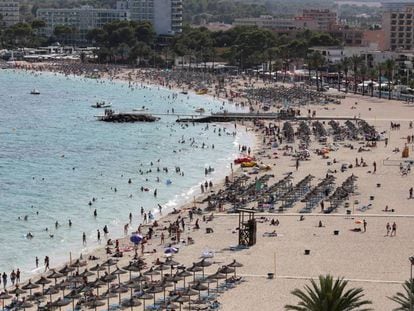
left=183, top=277, right=186, bottom=288
left=107, top=296, right=110, bottom=310
left=72, top=299, right=75, bottom=311
left=143, top=299, right=145, bottom=310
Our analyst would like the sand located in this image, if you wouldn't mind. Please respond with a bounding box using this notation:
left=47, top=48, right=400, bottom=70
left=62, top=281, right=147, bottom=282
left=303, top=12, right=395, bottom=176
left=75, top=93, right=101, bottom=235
left=4, top=63, right=414, bottom=310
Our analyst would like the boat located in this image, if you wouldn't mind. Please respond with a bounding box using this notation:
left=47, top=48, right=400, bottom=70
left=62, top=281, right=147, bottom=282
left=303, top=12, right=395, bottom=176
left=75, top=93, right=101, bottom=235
left=91, top=101, right=112, bottom=108
left=195, top=108, right=205, bottom=113
left=241, top=161, right=257, bottom=168
left=133, top=106, right=149, bottom=112
left=30, top=89, right=40, bottom=95
left=180, top=90, right=188, bottom=95
left=234, top=157, right=255, bottom=164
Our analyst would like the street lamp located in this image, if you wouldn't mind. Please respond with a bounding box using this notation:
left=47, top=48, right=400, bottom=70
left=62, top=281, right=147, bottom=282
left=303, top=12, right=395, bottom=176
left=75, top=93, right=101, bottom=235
left=409, top=256, right=414, bottom=311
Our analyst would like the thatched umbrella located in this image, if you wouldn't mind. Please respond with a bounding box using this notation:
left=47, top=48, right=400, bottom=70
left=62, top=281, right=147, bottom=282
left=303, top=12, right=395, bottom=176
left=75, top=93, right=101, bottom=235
left=64, top=290, right=80, bottom=311
left=137, top=292, right=153, bottom=310
left=90, top=264, right=106, bottom=278
left=194, top=259, right=212, bottom=278
left=157, top=278, right=173, bottom=303
left=218, top=266, right=234, bottom=280
left=0, top=292, right=12, bottom=310
left=144, top=267, right=160, bottom=282
left=155, top=264, right=169, bottom=278
left=22, top=280, right=39, bottom=297
left=111, top=267, right=127, bottom=285
left=10, top=286, right=27, bottom=298
left=124, top=280, right=141, bottom=300
left=59, top=265, right=75, bottom=275
left=131, top=273, right=149, bottom=289
left=51, top=297, right=71, bottom=311
left=207, top=272, right=226, bottom=293
left=86, top=298, right=105, bottom=310
left=110, top=285, right=128, bottom=305
left=182, top=287, right=197, bottom=311
left=120, top=297, right=142, bottom=310
left=122, top=262, right=142, bottom=281
left=35, top=276, right=51, bottom=293
left=80, top=269, right=95, bottom=278
left=18, top=299, right=33, bottom=311
left=100, top=273, right=117, bottom=292
left=55, top=279, right=71, bottom=296
left=186, top=264, right=202, bottom=282
left=92, top=278, right=106, bottom=296
left=145, top=286, right=163, bottom=305
left=159, top=302, right=179, bottom=310
left=173, top=295, right=189, bottom=311
left=177, top=270, right=191, bottom=288
left=70, top=259, right=86, bottom=272
left=47, top=269, right=64, bottom=285
left=190, top=282, right=208, bottom=301
left=227, top=260, right=243, bottom=277
left=43, top=286, right=59, bottom=303
left=165, top=274, right=183, bottom=291
left=98, top=290, right=117, bottom=310
left=165, top=258, right=180, bottom=275
left=102, top=258, right=118, bottom=273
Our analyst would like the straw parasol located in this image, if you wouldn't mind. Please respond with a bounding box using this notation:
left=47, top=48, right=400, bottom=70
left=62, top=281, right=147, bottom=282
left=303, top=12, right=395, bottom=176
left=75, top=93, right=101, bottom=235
left=10, top=286, right=27, bottom=297
left=110, top=285, right=128, bottom=305
left=90, top=264, right=106, bottom=278
left=144, top=267, right=160, bottom=281
left=0, top=292, right=12, bottom=310
left=43, top=286, right=59, bottom=302
left=91, top=278, right=106, bottom=296
left=99, top=290, right=117, bottom=309
left=102, top=258, right=118, bottom=273
left=218, top=266, right=234, bottom=280
left=145, top=286, right=163, bottom=305
left=18, top=299, right=33, bottom=311
left=182, top=287, right=198, bottom=310
left=120, top=297, right=142, bottom=310
left=191, top=282, right=208, bottom=300
left=173, top=295, right=189, bottom=311
left=177, top=270, right=191, bottom=288
left=111, top=267, right=127, bottom=285
left=165, top=274, right=183, bottom=291
left=155, top=264, right=169, bottom=278
left=51, top=297, right=71, bottom=311
left=227, top=259, right=243, bottom=277
left=194, top=259, right=212, bottom=278
left=207, top=272, right=226, bottom=293
left=22, top=280, right=39, bottom=296
left=35, top=276, right=51, bottom=293
left=59, top=265, right=75, bottom=275
left=80, top=269, right=95, bottom=278
left=159, top=302, right=179, bottom=310
left=47, top=269, right=64, bottom=285
left=137, top=292, right=153, bottom=310
left=86, top=298, right=105, bottom=310
left=186, top=264, right=202, bottom=282
left=122, top=262, right=142, bottom=281
left=64, top=290, right=80, bottom=311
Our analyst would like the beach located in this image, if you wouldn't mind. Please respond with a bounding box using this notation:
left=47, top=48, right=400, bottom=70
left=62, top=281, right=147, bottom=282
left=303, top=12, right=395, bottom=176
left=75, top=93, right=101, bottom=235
left=2, top=62, right=414, bottom=310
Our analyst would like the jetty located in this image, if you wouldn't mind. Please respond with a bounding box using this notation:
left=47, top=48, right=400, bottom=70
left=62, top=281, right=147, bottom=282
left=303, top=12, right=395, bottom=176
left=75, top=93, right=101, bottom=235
left=97, top=109, right=160, bottom=123
left=175, top=111, right=361, bottom=123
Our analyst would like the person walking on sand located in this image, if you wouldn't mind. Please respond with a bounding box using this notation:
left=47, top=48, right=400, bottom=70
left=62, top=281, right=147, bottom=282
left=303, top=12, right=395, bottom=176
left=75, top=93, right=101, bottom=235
left=35, top=257, right=39, bottom=268
left=373, top=161, right=377, bottom=173
left=363, top=219, right=367, bottom=232
left=83, top=232, right=86, bottom=245
left=160, top=232, right=165, bottom=245
left=44, top=256, right=49, bottom=271
left=410, top=187, right=413, bottom=199
left=296, top=158, right=299, bottom=171
left=16, top=269, right=20, bottom=284
left=386, top=222, right=391, bottom=236
left=97, top=230, right=101, bottom=243
left=391, top=222, right=397, bottom=236
left=2, top=273, right=7, bottom=289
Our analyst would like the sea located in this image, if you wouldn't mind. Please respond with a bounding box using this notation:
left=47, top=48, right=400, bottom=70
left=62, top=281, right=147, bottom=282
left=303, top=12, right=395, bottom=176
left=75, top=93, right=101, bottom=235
left=0, top=69, right=253, bottom=279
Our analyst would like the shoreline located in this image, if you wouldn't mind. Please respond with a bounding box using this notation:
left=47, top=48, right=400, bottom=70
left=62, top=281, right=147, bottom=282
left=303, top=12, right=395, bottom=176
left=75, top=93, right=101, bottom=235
left=2, top=64, right=260, bottom=284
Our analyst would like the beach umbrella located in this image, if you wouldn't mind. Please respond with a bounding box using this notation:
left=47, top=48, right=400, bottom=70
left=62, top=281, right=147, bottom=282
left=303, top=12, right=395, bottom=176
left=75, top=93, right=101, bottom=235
left=64, top=290, right=80, bottom=311
left=90, top=264, right=106, bottom=278
left=207, top=272, right=226, bottom=293
left=101, top=273, right=117, bottom=284
left=18, top=299, right=33, bottom=311
left=145, top=286, right=163, bottom=305
left=194, top=259, right=212, bottom=278
left=157, top=279, right=173, bottom=303
left=137, top=292, right=153, bottom=310
left=165, top=274, right=183, bottom=291
left=218, top=266, right=234, bottom=280
left=102, top=258, right=118, bottom=273
left=173, top=295, right=189, bottom=311
left=0, top=292, right=12, bottom=310
left=27, top=292, right=45, bottom=304
left=165, top=258, right=180, bottom=266
left=86, top=298, right=105, bottom=310
left=51, top=297, right=71, bottom=311
left=227, top=259, right=243, bottom=277
left=59, top=265, right=75, bottom=275
left=70, top=259, right=86, bottom=272
left=164, top=246, right=178, bottom=255
left=81, top=269, right=95, bottom=278
left=99, top=290, right=117, bottom=310
left=110, top=285, right=128, bottom=305
left=144, top=267, right=160, bottom=281
left=182, top=287, right=197, bottom=311
left=130, top=234, right=143, bottom=245
left=177, top=270, right=191, bottom=288
left=22, top=280, right=39, bottom=296
left=200, top=278, right=216, bottom=296
left=121, top=297, right=142, bottom=310
left=191, top=282, right=208, bottom=301
left=47, top=269, right=64, bottom=284
left=35, top=276, right=51, bottom=293
left=92, top=278, right=106, bottom=296
left=56, top=279, right=71, bottom=295
left=10, top=286, right=27, bottom=297
left=122, top=262, right=142, bottom=281
left=43, top=286, right=59, bottom=302
left=111, top=267, right=127, bottom=285
left=187, top=264, right=202, bottom=282
left=124, top=280, right=141, bottom=300
left=159, top=302, right=179, bottom=310
left=155, top=264, right=169, bottom=278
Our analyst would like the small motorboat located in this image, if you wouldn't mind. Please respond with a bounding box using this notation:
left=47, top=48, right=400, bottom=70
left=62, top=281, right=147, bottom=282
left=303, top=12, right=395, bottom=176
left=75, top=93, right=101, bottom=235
left=196, top=88, right=208, bottom=95
left=30, top=89, right=40, bottom=95
left=91, top=101, right=112, bottom=108
left=241, top=161, right=257, bottom=168
left=180, top=90, right=188, bottom=95
left=195, top=108, right=205, bottom=113
left=133, top=106, right=148, bottom=112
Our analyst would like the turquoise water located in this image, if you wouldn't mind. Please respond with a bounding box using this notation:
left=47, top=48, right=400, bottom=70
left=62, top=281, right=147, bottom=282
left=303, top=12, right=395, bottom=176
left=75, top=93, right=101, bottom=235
left=0, top=69, right=251, bottom=279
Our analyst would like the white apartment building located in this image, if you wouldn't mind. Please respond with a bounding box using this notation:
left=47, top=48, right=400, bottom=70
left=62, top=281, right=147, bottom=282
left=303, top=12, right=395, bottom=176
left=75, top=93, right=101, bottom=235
left=0, top=0, right=19, bottom=27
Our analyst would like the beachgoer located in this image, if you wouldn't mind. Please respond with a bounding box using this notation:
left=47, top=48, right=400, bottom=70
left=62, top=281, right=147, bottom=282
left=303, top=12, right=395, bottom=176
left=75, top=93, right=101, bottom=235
left=82, top=232, right=86, bottom=245
left=363, top=219, right=367, bottom=232
left=97, top=229, right=101, bottom=243
left=160, top=232, right=165, bottom=245
left=16, top=269, right=20, bottom=284
left=35, top=257, right=39, bottom=268
left=386, top=222, right=391, bottom=236
left=391, top=222, right=397, bottom=236
left=44, top=256, right=49, bottom=271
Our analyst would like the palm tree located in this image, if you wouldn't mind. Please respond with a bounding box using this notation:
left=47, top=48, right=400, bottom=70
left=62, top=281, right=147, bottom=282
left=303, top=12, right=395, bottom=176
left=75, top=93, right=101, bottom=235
left=336, top=62, right=342, bottom=91
left=285, top=275, right=373, bottom=311
left=309, top=51, right=324, bottom=91
left=264, top=47, right=280, bottom=83
left=359, top=63, right=367, bottom=96
left=341, top=57, right=350, bottom=93
left=385, top=58, right=396, bottom=100
left=388, top=280, right=414, bottom=310
left=350, top=55, right=362, bottom=94
left=377, top=62, right=385, bottom=98
left=368, top=68, right=377, bottom=97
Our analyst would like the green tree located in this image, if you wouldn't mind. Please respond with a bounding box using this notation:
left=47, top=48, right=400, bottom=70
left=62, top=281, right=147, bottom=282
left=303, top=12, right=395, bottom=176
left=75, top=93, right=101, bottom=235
left=350, top=55, right=362, bottom=94
left=309, top=51, right=324, bottom=91
left=388, top=280, right=414, bottom=310
left=341, top=57, right=350, bottom=93
left=384, top=58, right=395, bottom=100
left=285, top=275, right=372, bottom=311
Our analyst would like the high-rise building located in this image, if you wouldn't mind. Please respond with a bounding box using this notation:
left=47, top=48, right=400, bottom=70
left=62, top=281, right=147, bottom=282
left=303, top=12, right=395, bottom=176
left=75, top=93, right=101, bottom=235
left=130, top=0, right=182, bottom=35
left=382, top=2, right=414, bottom=51
left=37, top=5, right=129, bottom=44
left=0, top=0, right=20, bottom=27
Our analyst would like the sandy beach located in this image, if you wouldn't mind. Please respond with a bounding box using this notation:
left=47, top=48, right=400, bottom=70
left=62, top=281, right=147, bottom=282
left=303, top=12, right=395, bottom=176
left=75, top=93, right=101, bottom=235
left=3, top=62, right=414, bottom=310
